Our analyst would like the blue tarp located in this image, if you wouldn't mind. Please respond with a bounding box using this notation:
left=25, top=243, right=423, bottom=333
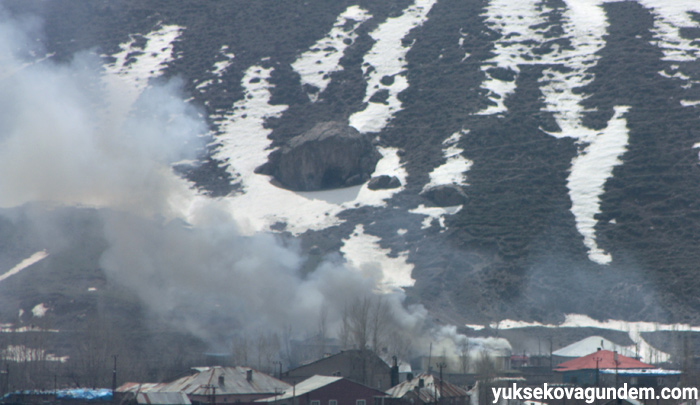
left=56, top=388, right=113, bottom=400
left=2, top=388, right=113, bottom=401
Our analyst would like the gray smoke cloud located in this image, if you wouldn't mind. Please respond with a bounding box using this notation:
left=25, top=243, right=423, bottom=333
left=99, top=209, right=427, bottom=349
left=0, top=8, right=432, bottom=357
left=0, top=9, right=202, bottom=216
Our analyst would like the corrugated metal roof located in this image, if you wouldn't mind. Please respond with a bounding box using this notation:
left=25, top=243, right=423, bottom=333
left=137, top=392, right=192, bottom=405
left=553, top=337, right=637, bottom=358
left=386, top=373, right=467, bottom=402
left=257, top=375, right=343, bottom=402
left=117, top=383, right=167, bottom=393
left=291, top=350, right=390, bottom=371
left=156, top=366, right=291, bottom=396
left=555, top=350, right=655, bottom=372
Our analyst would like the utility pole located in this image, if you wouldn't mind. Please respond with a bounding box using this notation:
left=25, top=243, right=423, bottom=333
left=202, top=384, right=217, bottom=404
left=428, top=343, right=433, bottom=373
left=614, top=351, right=619, bottom=390
left=112, top=355, right=117, bottom=397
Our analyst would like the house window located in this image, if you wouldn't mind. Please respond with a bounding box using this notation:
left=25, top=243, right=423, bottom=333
left=357, top=400, right=366, bottom=405
left=311, top=401, right=320, bottom=405
left=330, top=400, right=338, bottom=405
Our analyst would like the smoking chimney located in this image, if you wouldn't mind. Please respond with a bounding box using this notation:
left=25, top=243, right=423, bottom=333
left=390, top=356, right=399, bottom=387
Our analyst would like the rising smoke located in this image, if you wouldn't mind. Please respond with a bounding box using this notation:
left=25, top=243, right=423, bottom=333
left=0, top=7, right=441, bottom=360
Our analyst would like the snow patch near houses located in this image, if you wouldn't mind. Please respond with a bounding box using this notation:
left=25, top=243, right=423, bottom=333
left=0, top=325, right=59, bottom=333
left=349, top=0, right=437, bottom=133
left=32, top=303, right=48, bottom=318
left=567, top=106, right=630, bottom=265
left=292, top=6, right=371, bottom=101
left=341, top=224, right=415, bottom=291
left=1, top=345, right=68, bottom=363
left=465, top=313, right=700, bottom=363
left=0, top=251, right=48, bottom=284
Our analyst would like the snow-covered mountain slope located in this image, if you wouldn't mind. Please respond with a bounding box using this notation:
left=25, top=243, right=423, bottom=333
left=3, top=0, right=700, bottom=347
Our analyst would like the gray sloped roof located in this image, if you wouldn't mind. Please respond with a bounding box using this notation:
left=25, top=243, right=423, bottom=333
left=386, top=373, right=467, bottom=402
left=553, top=336, right=637, bottom=358
left=137, top=392, right=192, bottom=405
left=155, top=366, right=291, bottom=396
left=256, top=375, right=342, bottom=402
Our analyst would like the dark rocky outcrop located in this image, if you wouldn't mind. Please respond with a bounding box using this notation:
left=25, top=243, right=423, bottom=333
left=421, top=184, right=468, bottom=206
left=368, top=175, right=401, bottom=190
left=258, top=121, right=381, bottom=191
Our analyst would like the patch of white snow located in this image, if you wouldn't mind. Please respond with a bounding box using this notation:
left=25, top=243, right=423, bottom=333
left=1, top=345, right=68, bottom=363
left=0, top=251, right=49, bottom=283
left=424, top=130, right=472, bottom=191
left=470, top=313, right=700, bottom=363
left=539, top=0, right=609, bottom=141
left=476, top=0, right=551, bottom=115
left=341, top=224, right=415, bottom=291
left=102, top=24, right=183, bottom=115
left=292, top=6, right=371, bottom=101
left=31, top=303, right=48, bottom=318
left=212, top=45, right=235, bottom=77
left=636, top=0, right=700, bottom=62
left=681, top=99, right=700, bottom=107
left=567, top=106, right=630, bottom=265
left=210, top=65, right=341, bottom=234
left=410, top=204, right=463, bottom=230
left=349, top=0, right=437, bottom=133
left=349, top=146, right=408, bottom=206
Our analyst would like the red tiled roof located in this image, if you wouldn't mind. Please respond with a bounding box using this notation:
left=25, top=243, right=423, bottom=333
left=555, top=350, right=654, bottom=372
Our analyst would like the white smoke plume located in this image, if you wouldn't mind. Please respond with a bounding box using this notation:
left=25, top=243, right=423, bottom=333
left=0, top=10, right=202, bottom=216
left=0, top=8, right=433, bottom=358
